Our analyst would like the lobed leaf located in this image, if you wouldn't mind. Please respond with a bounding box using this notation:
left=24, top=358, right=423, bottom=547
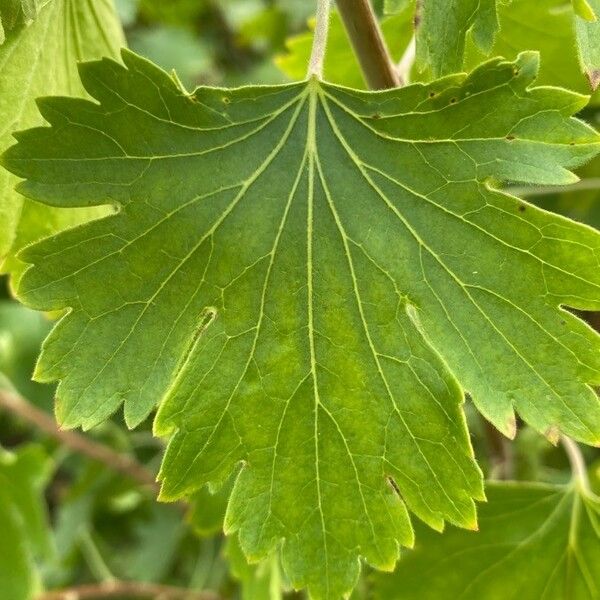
left=3, top=50, right=600, bottom=597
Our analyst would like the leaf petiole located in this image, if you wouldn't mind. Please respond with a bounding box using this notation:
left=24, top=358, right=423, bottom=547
left=307, top=0, right=332, bottom=78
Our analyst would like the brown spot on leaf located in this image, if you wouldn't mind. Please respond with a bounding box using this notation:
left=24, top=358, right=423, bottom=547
left=518, top=204, right=526, bottom=212
left=506, top=134, right=515, bottom=141
left=450, top=97, right=457, bottom=104
left=371, top=113, right=381, bottom=120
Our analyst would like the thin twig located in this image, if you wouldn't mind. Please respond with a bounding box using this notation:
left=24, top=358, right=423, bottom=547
left=0, top=389, right=159, bottom=493
left=335, top=0, right=400, bottom=89
left=307, top=0, right=332, bottom=78
left=396, top=34, right=416, bottom=85
left=37, top=581, right=217, bottom=600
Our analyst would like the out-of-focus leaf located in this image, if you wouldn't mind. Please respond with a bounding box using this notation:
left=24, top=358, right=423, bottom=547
left=188, top=483, right=230, bottom=537
left=384, top=0, right=412, bottom=14
left=0, top=445, right=53, bottom=600
left=0, top=0, right=52, bottom=43
left=238, top=7, right=288, bottom=51
left=573, top=0, right=598, bottom=20
left=0, top=301, right=51, bottom=406
left=120, top=503, right=184, bottom=583
left=574, top=0, right=600, bottom=90
left=0, top=0, right=123, bottom=287
left=115, top=0, right=138, bottom=27
left=129, top=26, right=212, bottom=90
left=226, top=535, right=282, bottom=600
left=372, top=482, right=600, bottom=599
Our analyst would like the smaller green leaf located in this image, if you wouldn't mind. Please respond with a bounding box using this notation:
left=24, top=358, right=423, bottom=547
left=573, top=0, right=598, bottom=21
left=0, top=301, right=52, bottom=406
left=0, top=0, right=124, bottom=286
left=187, top=481, right=230, bottom=537
left=416, top=0, right=499, bottom=77
left=0, top=0, right=52, bottom=44
left=372, top=482, right=600, bottom=599
left=226, top=534, right=282, bottom=600
left=0, top=445, right=53, bottom=600
left=575, top=0, right=600, bottom=90
left=383, top=0, right=412, bottom=15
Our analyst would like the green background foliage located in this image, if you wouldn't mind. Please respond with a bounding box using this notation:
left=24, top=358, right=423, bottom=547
left=0, top=1, right=599, bottom=599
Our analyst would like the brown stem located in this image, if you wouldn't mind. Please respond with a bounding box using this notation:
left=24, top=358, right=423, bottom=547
left=0, top=389, right=159, bottom=493
left=335, top=0, right=400, bottom=89
left=37, top=581, right=217, bottom=600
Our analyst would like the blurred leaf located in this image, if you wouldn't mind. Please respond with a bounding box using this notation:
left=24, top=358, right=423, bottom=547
left=0, top=0, right=124, bottom=287
left=0, top=301, right=51, bottom=406
left=0, top=445, right=53, bottom=600
left=115, top=0, right=139, bottom=27
left=238, top=7, right=288, bottom=51
left=188, top=483, right=230, bottom=538
left=384, top=0, right=412, bottom=14
left=226, top=535, right=282, bottom=600
left=137, top=0, right=206, bottom=27
left=574, top=0, right=600, bottom=90
left=573, top=0, right=598, bottom=20
left=129, top=26, right=212, bottom=90
left=373, top=482, right=600, bottom=599
left=120, top=503, right=185, bottom=582
left=0, top=0, right=52, bottom=43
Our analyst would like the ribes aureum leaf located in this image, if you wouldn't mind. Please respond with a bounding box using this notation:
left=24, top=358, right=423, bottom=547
left=373, top=481, right=600, bottom=599
left=0, top=0, right=123, bottom=286
left=3, top=50, right=600, bottom=598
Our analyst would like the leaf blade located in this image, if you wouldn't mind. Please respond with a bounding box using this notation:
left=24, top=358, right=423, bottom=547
left=3, top=50, right=600, bottom=598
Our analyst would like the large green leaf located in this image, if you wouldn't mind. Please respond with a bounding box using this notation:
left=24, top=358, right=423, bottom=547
left=0, top=445, right=53, bottom=600
left=3, top=50, right=600, bottom=598
left=373, top=481, right=600, bottom=599
left=0, top=0, right=123, bottom=285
